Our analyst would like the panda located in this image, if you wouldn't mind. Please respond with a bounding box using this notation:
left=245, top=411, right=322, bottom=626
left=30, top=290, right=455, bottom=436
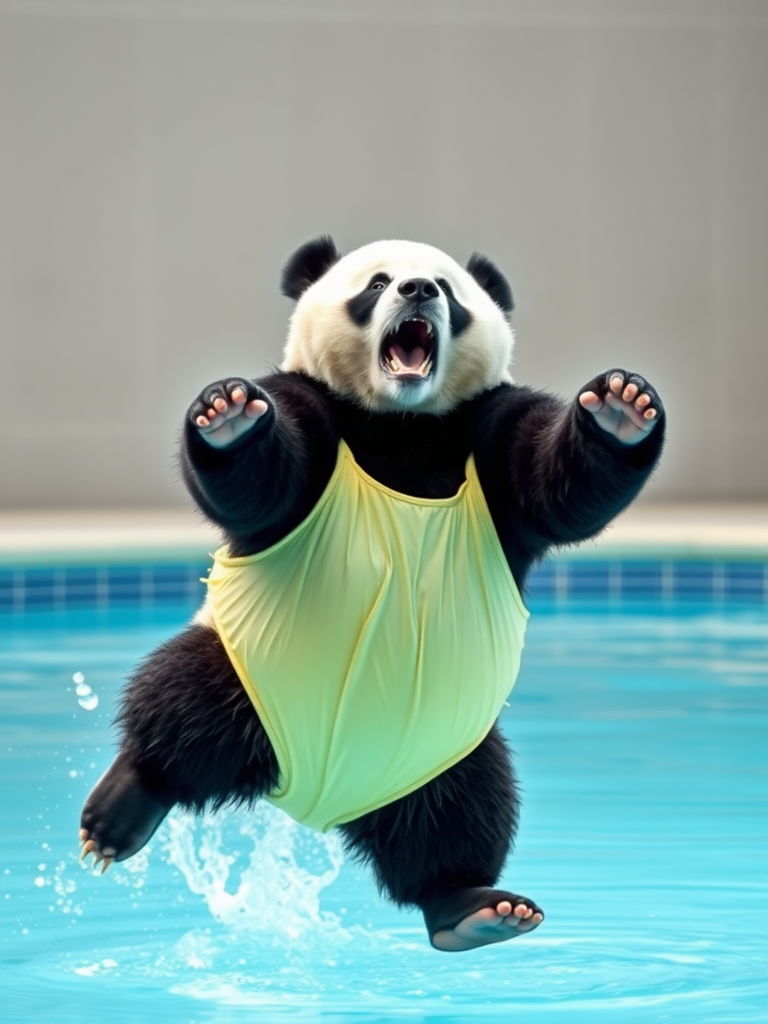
left=80, top=236, right=665, bottom=952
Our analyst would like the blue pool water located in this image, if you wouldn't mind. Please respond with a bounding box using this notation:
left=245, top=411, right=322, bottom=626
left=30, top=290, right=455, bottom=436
left=1, top=600, right=767, bottom=1024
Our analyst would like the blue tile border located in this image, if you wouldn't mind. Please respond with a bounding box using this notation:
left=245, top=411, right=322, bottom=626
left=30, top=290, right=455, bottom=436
left=525, top=558, right=768, bottom=606
left=0, top=557, right=766, bottom=615
left=0, top=562, right=207, bottom=615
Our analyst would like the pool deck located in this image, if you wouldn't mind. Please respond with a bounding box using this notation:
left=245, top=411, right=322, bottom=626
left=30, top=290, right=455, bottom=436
left=0, top=504, right=766, bottom=565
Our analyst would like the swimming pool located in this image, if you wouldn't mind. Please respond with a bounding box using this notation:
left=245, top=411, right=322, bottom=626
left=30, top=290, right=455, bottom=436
left=1, top=561, right=767, bottom=1024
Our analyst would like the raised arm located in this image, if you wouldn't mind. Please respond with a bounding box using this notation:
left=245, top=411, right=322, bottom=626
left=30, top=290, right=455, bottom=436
left=180, top=371, right=339, bottom=556
left=475, top=369, right=666, bottom=577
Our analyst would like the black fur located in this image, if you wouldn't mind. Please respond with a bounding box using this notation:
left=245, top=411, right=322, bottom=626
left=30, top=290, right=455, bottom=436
left=436, top=277, right=472, bottom=336
left=466, top=252, right=514, bottom=313
left=83, top=316, right=665, bottom=940
left=116, top=625, right=280, bottom=811
left=281, top=235, right=341, bottom=300
left=337, top=723, right=519, bottom=907
left=81, top=624, right=279, bottom=860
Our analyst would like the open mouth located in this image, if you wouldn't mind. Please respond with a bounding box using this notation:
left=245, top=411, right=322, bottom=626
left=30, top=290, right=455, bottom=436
left=380, top=317, right=437, bottom=380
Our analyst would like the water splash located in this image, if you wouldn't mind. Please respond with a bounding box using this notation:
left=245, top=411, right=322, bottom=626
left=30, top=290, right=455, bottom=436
left=160, top=805, right=360, bottom=946
left=151, top=804, right=381, bottom=1003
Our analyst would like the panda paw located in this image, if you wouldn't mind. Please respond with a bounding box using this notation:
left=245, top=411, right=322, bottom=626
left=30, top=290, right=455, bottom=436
left=190, top=378, right=271, bottom=449
left=578, top=370, right=663, bottom=446
left=424, top=887, right=544, bottom=952
left=80, top=756, right=172, bottom=869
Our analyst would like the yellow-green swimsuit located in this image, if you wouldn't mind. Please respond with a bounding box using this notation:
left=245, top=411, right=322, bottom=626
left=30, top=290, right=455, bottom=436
left=205, top=441, right=529, bottom=832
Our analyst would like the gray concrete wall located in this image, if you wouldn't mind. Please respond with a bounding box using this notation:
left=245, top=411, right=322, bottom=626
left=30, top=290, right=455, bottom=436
left=1, top=0, right=766, bottom=508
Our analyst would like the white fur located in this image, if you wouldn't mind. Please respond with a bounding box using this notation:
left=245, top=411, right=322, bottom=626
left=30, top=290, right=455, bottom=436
left=281, top=240, right=515, bottom=413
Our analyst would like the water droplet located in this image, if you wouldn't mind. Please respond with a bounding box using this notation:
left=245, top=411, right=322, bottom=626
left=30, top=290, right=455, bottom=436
left=78, top=695, right=99, bottom=711
left=75, top=682, right=92, bottom=698
left=38, top=864, right=46, bottom=871
left=72, top=672, right=85, bottom=685
left=68, top=770, right=78, bottom=778
left=34, top=877, right=45, bottom=888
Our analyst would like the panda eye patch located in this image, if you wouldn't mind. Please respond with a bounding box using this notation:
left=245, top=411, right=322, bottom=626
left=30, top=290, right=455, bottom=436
left=368, top=274, right=391, bottom=292
left=437, top=277, right=472, bottom=336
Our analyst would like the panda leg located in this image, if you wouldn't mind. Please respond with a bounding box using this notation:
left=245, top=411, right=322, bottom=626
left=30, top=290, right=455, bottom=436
left=337, top=723, right=544, bottom=951
left=80, top=623, right=279, bottom=868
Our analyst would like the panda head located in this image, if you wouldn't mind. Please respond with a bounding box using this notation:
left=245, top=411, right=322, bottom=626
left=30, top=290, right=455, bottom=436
left=280, top=237, right=515, bottom=414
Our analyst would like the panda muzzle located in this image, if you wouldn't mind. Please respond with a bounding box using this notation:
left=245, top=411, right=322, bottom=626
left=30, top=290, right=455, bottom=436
left=381, top=318, right=436, bottom=378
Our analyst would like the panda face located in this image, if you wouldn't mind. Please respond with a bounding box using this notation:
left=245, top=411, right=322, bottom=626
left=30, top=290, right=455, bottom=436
left=281, top=238, right=515, bottom=414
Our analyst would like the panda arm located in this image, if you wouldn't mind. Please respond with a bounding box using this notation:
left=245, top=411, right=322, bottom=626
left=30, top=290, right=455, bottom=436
left=181, top=372, right=339, bottom=555
left=475, top=376, right=665, bottom=566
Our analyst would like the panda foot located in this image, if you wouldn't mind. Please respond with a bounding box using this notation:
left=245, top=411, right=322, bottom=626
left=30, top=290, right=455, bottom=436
left=80, top=754, right=172, bottom=868
left=423, top=887, right=544, bottom=952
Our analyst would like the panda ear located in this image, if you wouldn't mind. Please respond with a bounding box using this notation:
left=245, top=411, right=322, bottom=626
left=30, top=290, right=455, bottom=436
left=281, top=236, right=342, bottom=300
left=466, top=252, right=514, bottom=313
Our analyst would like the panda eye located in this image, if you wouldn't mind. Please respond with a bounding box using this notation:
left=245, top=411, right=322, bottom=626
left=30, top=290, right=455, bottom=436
left=368, top=274, right=391, bottom=292
left=436, top=277, right=454, bottom=299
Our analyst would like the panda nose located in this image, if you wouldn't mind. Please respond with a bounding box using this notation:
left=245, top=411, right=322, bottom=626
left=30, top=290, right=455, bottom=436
left=398, top=278, right=439, bottom=302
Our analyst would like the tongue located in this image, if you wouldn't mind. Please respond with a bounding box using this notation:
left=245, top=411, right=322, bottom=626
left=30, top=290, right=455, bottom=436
left=390, top=344, right=425, bottom=369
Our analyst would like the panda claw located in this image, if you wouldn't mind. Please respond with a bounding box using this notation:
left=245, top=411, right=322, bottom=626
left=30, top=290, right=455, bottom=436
left=80, top=839, right=96, bottom=861
left=101, top=857, right=113, bottom=874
